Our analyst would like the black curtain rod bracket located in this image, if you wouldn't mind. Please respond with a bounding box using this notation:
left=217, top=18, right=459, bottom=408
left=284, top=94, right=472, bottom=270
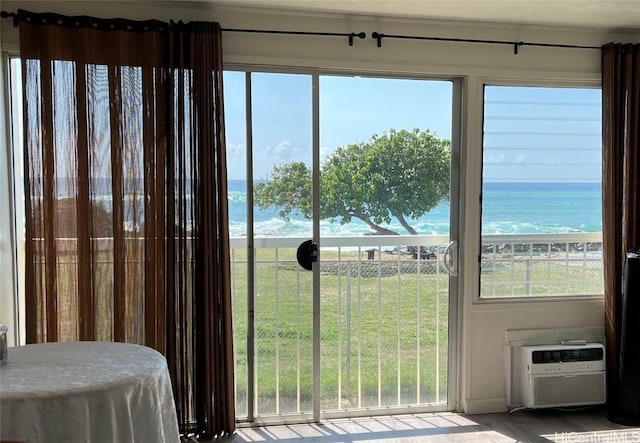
left=349, top=32, right=366, bottom=47
left=514, top=42, right=523, bottom=55
left=1, top=11, right=18, bottom=27
left=372, top=32, right=384, bottom=48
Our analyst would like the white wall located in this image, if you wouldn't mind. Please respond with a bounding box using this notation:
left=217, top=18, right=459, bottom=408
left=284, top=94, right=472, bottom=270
left=1, top=0, right=639, bottom=414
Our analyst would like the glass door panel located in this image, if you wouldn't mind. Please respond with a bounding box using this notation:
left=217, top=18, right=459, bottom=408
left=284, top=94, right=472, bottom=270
left=251, top=73, right=314, bottom=417
left=318, top=76, right=454, bottom=412
left=223, top=71, right=249, bottom=418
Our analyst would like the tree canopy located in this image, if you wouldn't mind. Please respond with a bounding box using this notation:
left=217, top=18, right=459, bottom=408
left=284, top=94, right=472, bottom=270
left=254, top=128, right=451, bottom=235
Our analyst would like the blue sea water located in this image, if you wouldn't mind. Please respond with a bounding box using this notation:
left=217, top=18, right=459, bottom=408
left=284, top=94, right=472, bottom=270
left=227, top=180, right=602, bottom=237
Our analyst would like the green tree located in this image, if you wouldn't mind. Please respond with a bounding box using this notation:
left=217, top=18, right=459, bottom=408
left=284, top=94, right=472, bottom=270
left=254, top=129, right=451, bottom=235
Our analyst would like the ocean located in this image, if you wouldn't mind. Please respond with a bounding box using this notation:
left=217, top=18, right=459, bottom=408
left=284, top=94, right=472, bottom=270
left=227, top=180, right=602, bottom=237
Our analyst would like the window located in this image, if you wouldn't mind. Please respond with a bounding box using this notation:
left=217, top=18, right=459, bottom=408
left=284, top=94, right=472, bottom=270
left=480, top=85, right=603, bottom=298
left=0, top=57, right=25, bottom=345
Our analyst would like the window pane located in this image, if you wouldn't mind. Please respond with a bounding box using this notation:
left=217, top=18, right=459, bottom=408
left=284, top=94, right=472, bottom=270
left=480, top=86, right=603, bottom=298
left=223, top=70, right=248, bottom=419
left=251, top=72, right=314, bottom=416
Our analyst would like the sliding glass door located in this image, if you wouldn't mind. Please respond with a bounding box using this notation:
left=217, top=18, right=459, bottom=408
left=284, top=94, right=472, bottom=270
left=226, top=71, right=459, bottom=422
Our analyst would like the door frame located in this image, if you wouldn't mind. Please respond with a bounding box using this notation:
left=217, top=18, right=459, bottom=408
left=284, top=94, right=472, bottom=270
left=237, top=66, right=463, bottom=424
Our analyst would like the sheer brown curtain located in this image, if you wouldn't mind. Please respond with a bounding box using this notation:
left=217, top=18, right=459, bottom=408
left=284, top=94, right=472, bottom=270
left=602, top=42, right=640, bottom=422
left=18, top=10, right=234, bottom=438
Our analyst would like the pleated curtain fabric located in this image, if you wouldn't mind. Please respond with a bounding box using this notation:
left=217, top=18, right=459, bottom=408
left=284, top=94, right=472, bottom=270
left=18, top=10, right=235, bottom=438
left=602, top=42, right=640, bottom=416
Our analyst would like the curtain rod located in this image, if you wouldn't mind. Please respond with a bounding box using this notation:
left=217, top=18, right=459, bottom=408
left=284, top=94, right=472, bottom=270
left=222, top=28, right=367, bottom=46
left=2, top=10, right=602, bottom=53
left=370, top=32, right=601, bottom=54
left=1, top=10, right=169, bottom=32
left=0, top=11, right=366, bottom=46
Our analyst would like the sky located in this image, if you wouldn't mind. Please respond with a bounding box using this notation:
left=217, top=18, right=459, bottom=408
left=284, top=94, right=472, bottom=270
left=483, top=85, right=601, bottom=183
left=224, top=72, right=453, bottom=181
left=224, top=72, right=602, bottom=182
left=223, top=71, right=602, bottom=183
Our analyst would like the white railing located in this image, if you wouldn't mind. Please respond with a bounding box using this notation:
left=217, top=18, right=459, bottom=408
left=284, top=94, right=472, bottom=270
left=230, top=232, right=603, bottom=418
left=38, top=232, right=603, bottom=418
left=479, top=232, right=603, bottom=297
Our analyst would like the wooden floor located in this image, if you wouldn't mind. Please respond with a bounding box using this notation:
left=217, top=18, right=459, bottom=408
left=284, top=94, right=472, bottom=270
left=217, top=407, right=640, bottom=442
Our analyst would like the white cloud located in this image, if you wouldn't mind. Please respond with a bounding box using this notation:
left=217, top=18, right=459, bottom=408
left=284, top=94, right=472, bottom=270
left=226, top=142, right=246, bottom=160
left=265, top=139, right=293, bottom=157
left=252, top=139, right=310, bottom=179
left=320, top=146, right=336, bottom=163
left=485, top=153, right=506, bottom=163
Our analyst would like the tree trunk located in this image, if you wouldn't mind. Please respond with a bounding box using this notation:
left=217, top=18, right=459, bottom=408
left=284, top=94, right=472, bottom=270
left=397, top=213, right=423, bottom=258
left=352, top=213, right=399, bottom=235
left=397, top=213, right=419, bottom=235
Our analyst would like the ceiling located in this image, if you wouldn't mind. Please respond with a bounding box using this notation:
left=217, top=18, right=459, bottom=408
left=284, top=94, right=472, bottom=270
left=208, top=0, right=640, bottom=30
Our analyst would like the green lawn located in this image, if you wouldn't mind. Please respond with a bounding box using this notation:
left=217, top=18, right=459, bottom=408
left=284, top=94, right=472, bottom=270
left=231, top=247, right=450, bottom=416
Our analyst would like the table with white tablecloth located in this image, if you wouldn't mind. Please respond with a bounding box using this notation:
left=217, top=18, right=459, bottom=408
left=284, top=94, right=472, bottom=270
left=0, top=341, right=180, bottom=443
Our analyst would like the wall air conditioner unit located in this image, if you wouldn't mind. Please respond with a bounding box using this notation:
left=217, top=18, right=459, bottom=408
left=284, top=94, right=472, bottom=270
left=520, top=343, right=606, bottom=409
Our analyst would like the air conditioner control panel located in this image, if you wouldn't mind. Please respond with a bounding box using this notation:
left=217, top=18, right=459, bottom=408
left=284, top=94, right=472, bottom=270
left=522, top=343, right=606, bottom=375
left=532, top=347, right=603, bottom=364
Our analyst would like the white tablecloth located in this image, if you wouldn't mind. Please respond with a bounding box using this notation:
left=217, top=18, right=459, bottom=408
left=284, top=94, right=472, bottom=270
left=0, top=341, right=180, bottom=443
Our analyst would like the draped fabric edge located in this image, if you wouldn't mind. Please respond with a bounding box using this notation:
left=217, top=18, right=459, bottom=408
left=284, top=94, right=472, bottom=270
left=601, top=41, right=640, bottom=418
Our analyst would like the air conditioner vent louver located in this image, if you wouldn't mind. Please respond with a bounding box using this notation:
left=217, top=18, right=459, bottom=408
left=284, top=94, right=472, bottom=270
left=520, top=343, right=606, bottom=409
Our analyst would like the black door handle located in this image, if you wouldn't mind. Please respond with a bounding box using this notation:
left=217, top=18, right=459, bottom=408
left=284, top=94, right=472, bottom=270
left=296, top=239, right=318, bottom=271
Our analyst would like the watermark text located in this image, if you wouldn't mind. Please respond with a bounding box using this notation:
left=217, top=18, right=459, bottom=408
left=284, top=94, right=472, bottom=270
left=553, top=431, right=640, bottom=443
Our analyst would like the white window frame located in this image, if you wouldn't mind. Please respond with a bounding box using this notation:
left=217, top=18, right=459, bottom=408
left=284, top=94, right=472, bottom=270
left=1, top=53, right=25, bottom=345
left=474, top=79, right=604, bottom=302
